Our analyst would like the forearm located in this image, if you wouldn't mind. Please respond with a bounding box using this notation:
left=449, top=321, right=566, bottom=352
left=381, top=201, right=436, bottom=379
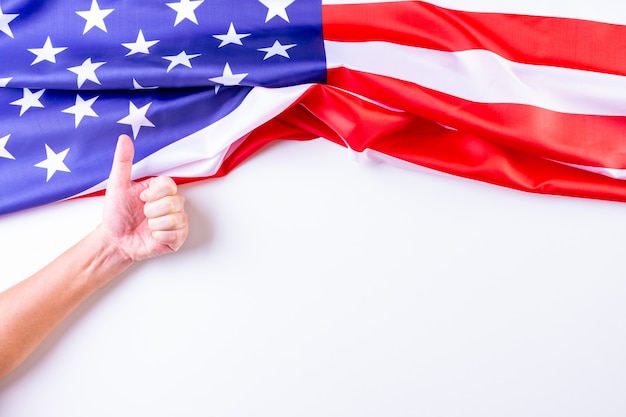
left=0, top=136, right=188, bottom=380
left=0, top=225, right=134, bottom=378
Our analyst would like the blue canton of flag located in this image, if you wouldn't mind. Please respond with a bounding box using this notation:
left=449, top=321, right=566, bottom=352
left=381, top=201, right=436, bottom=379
left=0, top=0, right=325, bottom=215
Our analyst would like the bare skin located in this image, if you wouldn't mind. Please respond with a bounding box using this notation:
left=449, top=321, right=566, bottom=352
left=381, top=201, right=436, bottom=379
left=0, top=134, right=189, bottom=379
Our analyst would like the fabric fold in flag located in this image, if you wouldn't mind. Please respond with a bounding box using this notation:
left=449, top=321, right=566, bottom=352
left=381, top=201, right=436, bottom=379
left=3, top=0, right=626, bottom=216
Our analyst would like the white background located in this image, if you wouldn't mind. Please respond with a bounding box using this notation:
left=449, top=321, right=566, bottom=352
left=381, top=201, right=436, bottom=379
left=1, top=138, right=626, bottom=416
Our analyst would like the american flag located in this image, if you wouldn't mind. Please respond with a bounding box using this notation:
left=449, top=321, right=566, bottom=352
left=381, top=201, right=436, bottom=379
left=2, top=0, right=626, bottom=215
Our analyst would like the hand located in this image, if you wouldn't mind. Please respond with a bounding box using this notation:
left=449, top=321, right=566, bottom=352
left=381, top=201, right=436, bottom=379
left=102, top=135, right=189, bottom=262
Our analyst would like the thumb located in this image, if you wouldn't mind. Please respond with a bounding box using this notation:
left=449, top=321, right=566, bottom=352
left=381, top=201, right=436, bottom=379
left=107, top=134, right=134, bottom=189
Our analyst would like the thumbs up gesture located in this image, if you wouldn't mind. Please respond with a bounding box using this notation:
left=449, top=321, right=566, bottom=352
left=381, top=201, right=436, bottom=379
left=102, top=135, right=189, bottom=261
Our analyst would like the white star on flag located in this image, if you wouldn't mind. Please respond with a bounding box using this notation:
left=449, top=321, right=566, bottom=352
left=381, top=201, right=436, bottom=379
left=76, top=0, right=114, bottom=34
left=0, top=135, right=15, bottom=160
left=122, top=30, right=160, bottom=56
left=0, top=77, right=12, bottom=87
left=213, top=22, right=251, bottom=48
left=258, top=40, right=296, bottom=60
left=0, top=5, right=18, bottom=38
left=34, top=144, right=71, bottom=182
left=67, top=58, right=106, bottom=88
left=62, top=95, right=99, bottom=127
left=258, top=0, right=295, bottom=23
left=28, top=36, right=68, bottom=65
left=10, top=88, right=46, bottom=116
left=162, top=51, right=201, bottom=72
left=166, top=0, right=204, bottom=26
left=117, top=101, right=155, bottom=139
left=209, top=62, right=248, bottom=93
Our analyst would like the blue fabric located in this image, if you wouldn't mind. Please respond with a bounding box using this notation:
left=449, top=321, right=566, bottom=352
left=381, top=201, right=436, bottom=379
left=0, top=0, right=325, bottom=214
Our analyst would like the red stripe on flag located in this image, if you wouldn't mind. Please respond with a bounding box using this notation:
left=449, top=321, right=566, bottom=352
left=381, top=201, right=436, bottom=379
left=326, top=67, right=626, bottom=169
left=322, top=1, right=626, bottom=76
left=162, top=81, right=626, bottom=203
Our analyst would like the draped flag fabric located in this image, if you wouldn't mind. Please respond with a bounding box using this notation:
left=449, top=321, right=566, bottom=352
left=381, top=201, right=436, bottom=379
left=2, top=0, right=626, bottom=215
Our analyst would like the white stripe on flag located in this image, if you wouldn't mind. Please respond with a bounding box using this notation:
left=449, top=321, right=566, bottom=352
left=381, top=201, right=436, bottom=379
left=558, top=162, right=626, bottom=180
left=325, top=40, right=626, bottom=116
left=321, top=0, right=626, bottom=26
left=77, top=84, right=312, bottom=196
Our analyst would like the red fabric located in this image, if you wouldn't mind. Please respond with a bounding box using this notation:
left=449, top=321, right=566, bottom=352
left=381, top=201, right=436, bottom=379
left=170, top=80, right=626, bottom=203
left=323, top=1, right=626, bottom=75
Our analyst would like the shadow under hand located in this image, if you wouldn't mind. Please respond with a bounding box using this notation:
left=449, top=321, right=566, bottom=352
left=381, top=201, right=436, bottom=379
left=177, top=184, right=214, bottom=254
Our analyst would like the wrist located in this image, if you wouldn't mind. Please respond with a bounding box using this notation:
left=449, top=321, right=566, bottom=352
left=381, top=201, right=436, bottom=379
left=89, top=225, right=136, bottom=278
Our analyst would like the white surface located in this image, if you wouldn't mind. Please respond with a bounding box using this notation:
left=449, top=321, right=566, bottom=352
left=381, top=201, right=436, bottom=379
left=1, top=138, right=626, bottom=416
